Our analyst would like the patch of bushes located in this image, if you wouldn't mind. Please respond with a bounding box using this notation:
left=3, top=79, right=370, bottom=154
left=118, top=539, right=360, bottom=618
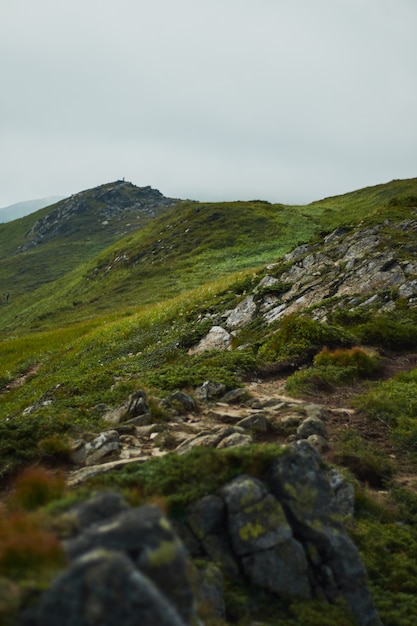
left=314, top=346, right=381, bottom=377
left=10, top=467, right=66, bottom=512
left=0, top=511, right=66, bottom=581
left=88, top=444, right=287, bottom=514
left=354, top=371, right=417, bottom=450
left=351, top=518, right=417, bottom=625
left=355, top=311, right=417, bottom=351
left=331, top=431, right=396, bottom=487
left=143, top=349, right=257, bottom=392
left=258, top=313, right=354, bottom=363
left=285, top=347, right=381, bottom=395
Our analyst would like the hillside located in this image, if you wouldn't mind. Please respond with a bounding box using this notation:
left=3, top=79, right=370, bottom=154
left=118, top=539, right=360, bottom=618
left=0, top=180, right=179, bottom=301
left=3, top=177, right=417, bottom=333
left=1, top=177, right=417, bottom=625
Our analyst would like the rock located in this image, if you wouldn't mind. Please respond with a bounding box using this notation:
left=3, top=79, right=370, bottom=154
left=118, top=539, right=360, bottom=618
left=398, top=279, right=417, bottom=298
left=216, top=432, right=253, bottom=449
left=19, top=549, right=187, bottom=626
left=127, top=390, right=149, bottom=417
left=236, top=413, right=269, bottom=432
left=220, top=388, right=248, bottom=404
left=67, top=491, right=130, bottom=533
left=70, top=430, right=120, bottom=466
left=328, top=468, right=355, bottom=519
left=194, top=381, right=227, bottom=401
left=225, top=295, right=257, bottom=330
left=102, top=404, right=128, bottom=425
left=306, top=434, right=330, bottom=453
left=254, top=275, right=281, bottom=291
left=276, top=414, right=304, bottom=430
left=296, top=417, right=328, bottom=440
left=64, top=505, right=195, bottom=624
left=268, top=442, right=381, bottom=626
left=221, top=475, right=311, bottom=599
left=67, top=456, right=150, bottom=486
left=167, top=391, right=196, bottom=412
left=186, top=495, right=239, bottom=575
left=188, top=326, right=232, bottom=354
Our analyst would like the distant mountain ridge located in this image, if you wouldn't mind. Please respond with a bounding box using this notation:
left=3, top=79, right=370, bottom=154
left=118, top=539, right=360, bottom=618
left=0, top=180, right=180, bottom=297
left=18, top=180, right=179, bottom=252
left=0, top=196, right=64, bottom=222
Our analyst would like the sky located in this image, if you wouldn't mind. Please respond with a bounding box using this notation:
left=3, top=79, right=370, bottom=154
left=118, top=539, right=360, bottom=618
left=1, top=0, right=417, bottom=209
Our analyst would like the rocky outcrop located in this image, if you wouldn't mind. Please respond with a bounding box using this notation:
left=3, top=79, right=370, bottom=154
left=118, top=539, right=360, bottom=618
left=18, top=181, right=178, bottom=251
left=190, top=213, right=417, bottom=353
left=19, top=445, right=380, bottom=626
left=67, top=386, right=335, bottom=486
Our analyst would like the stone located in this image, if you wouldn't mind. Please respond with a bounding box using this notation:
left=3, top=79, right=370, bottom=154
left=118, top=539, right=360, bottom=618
left=237, top=413, right=269, bottom=432
left=167, top=391, right=196, bottom=412
left=18, top=549, right=187, bottom=626
left=221, top=475, right=311, bottom=599
left=296, top=417, right=328, bottom=440
left=268, top=442, right=381, bottom=626
left=127, top=390, right=149, bottom=417
left=188, top=326, right=232, bottom=354
left=71, top=430, right=120, bottom=466
left=194, top=381, right=227, bottom=401
left=306, top=434, right=330, bottom=453
left=216, top=432, right=253, bottom=449
left=220, top=388, right=248, bottom=404
left=64, top=505, right=195, bottom=624
left=225, top=295, right=257, bottom=330
left=101, top=404, right=128, bottom=425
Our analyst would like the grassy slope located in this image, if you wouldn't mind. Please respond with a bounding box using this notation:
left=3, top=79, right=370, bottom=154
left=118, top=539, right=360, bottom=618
left=4, top=176, right=417, bottom=332
left=2, top=178, right=417, bottom=624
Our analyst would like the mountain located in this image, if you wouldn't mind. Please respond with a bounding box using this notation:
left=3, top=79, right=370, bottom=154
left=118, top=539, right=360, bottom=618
left=0, top=180, right=180, bottom=300
left=1, top=177, right=417, bottom=625
left=0, top=196, right=64, bottom=222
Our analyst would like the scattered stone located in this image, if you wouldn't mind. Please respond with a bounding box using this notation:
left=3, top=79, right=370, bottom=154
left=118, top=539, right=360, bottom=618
left=167, top=391, right=196, bottom=412
left=188, top=326, right=232, bottom=354
left=296, top=417, right=328, bottom=440
left=221, top=388, right=248, bottom=404
left=194, top=381, right=227, bottom=401
left=236, top=413, right=269, bottom=432
left=70, top=430, right=120, bottom=466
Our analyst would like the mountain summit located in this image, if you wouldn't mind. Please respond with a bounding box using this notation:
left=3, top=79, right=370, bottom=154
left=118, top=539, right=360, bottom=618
left=18, top=180, right=179, bottom=252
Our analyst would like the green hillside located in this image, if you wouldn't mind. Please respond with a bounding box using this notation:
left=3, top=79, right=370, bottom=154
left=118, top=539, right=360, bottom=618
left=0, top=181, right=178, bottom=300
left=3, top=177, right=417, bottom=333
left=1, top=177, right=417, bottom=625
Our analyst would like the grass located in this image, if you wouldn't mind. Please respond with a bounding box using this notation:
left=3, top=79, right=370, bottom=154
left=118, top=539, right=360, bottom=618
left=1, top=177, right=417, bottom=623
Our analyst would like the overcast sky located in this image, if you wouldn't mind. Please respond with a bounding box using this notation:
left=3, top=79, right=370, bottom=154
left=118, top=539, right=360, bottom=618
left=1, top=0, right=416, bottom=208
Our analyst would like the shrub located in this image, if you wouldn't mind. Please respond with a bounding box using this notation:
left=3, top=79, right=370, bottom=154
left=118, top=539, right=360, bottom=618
left=37, top=434, right=72, bottom=461
left=314, top=347, right=381, bottom=377
left=0, top=511, right=66, bottom=580
left=11, top=467, right=66, bottom=511
left=258, top=313, right=353, bottom=363
left=356, top=312, right=417, bottom=351
left=331, top=431, right=396, bottom=487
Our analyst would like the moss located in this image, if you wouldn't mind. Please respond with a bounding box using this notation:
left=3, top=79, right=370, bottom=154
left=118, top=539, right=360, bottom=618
left=239, top=522, right=266, bottom=542
left=145, top=538, right=183, bottom=568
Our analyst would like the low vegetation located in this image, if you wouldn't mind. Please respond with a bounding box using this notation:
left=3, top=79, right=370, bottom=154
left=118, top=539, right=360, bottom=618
left=1, top=178, right=417, bottom=623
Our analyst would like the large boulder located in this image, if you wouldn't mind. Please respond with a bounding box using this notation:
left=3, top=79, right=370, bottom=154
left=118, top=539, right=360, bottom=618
left=64, top=505, right=196, bottom=625
left=19, top=549, right=187, bottom=626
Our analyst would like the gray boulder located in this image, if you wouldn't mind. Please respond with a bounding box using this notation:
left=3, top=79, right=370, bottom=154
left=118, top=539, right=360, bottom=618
left=19, top=549, right=187, bottom=626
left=268, top=442, right=381, bottom=625
left=65, top=505, right=195, bottom=625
